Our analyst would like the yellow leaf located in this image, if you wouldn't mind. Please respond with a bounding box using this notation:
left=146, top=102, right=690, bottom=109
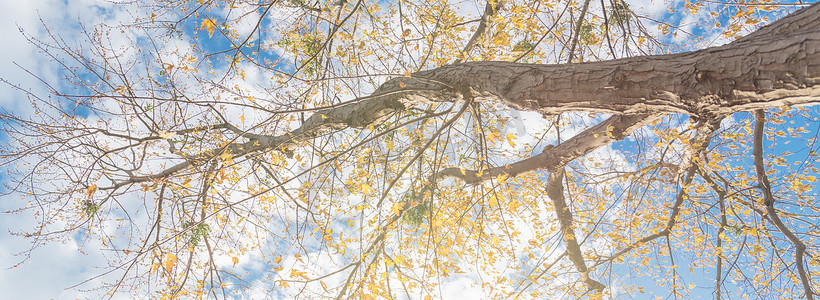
left=162, top=63, right=174, bottom=73
left=232, top=256, right=239, bottom=267
left=239, top=115, right=245, bottom=123
left=488, top=196, right=498, bottom=207
left=391, top=202, right=405, bottom=215
left=86, top=184, right=97, bottom=198
left=509, top=199, right=523, bottom=211
left=497, top=173, right=509, bottom=182
left=164, top=253, right=176, bottom=273
left=487, top=130, right=499, bottom=146
left=606, top=125, right=615, bottom=138
left=290, top=269, right=310, bottom=280
left=506, top=133, right=517, bottom=147
left=358, top=183, right=373, bottom=194
left=220, top=152, right=233, bottom=161
left=274, top=256, right=282, bottom=264
left=113, top=85, right=127, bottom=95
left=200, top=19, right=217, bottom=37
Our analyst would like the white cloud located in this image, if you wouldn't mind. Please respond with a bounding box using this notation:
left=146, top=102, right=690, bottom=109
left=626, top=0, right=669, bottom=18
left=0, top=0, right=764, bottom=298
left=0, top=0, right=142, bottom=298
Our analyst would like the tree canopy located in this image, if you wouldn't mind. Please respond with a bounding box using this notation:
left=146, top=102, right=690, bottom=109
left=1, top=0, right=819, bottom=298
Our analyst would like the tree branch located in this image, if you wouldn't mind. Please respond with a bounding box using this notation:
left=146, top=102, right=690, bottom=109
left=398, top=21, right=820, bottom=116
left=697, top=164, right=728, bottom=300
left=592, top=117, right=722, bottom=268
left=547, top=169, right=605, bottom=292
left=437, top=113, right=656, bottom=184
left=753, top=109, right=815, bottom=300
left=454, top=0, right=505, bottom=64
left=102, top=2, right=819, bottom=195
left=567, top=0, right=592, bottom=62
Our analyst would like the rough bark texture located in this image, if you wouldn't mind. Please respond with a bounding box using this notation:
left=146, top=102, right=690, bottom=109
left=395, top=29, right=819, bottom=117
left=111, top=4, right=820, bottom=195
left=374, top=3, right=820, bottom=117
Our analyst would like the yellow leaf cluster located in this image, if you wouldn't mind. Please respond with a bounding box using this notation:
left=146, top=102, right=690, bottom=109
left=200, top=19, right=217, bottom=37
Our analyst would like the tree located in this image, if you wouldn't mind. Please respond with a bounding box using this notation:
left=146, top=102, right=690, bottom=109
left=1, top=0, right=818, bottom=298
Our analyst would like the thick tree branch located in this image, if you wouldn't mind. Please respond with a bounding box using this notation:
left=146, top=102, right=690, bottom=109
left=106, top=85, right=464, bottom=189
left=698, top=165, right=729, bottom=300
left=738, top=3, right=820, bottom=43
left=106, top=3, right=819, bottom=191
left=547, top=169, right=605, bottom=292
left=392, top=3, right=820, bottom=116
left=454, top=0, right=505, bottom=64
left=437, top=113, right=656, bottom=184
left=753, top=110, right=815, bottom=300
left=567, top=0, right=592, bottom=62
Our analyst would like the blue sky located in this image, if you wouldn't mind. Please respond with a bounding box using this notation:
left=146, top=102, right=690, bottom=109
left=0, top=0, right=817, bottom=299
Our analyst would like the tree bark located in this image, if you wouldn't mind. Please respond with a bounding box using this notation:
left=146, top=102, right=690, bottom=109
left=112, top=3, right=820, bottom=190
left=298, top=2, right=819, bottom=156
left=391, top=29, right=819, bottom=118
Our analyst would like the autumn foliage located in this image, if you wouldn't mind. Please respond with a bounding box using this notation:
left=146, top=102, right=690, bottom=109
left=1, top=0, right=819, bottom=299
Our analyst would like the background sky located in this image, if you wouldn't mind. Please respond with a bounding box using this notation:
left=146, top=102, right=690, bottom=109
left=0, top=0, right=814, bottom=299
left=0, top=1, right=134, bottom=298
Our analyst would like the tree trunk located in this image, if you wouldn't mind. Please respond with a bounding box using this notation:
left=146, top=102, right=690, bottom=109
left=298, top=2, right=819, bottom=147
left=115, top=3, right=820, bottom=191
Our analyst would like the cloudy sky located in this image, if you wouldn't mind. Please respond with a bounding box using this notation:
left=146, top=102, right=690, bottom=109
left=0, top=1, right=130, bottom=298
left=0, top=0, right=811, bottom=299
